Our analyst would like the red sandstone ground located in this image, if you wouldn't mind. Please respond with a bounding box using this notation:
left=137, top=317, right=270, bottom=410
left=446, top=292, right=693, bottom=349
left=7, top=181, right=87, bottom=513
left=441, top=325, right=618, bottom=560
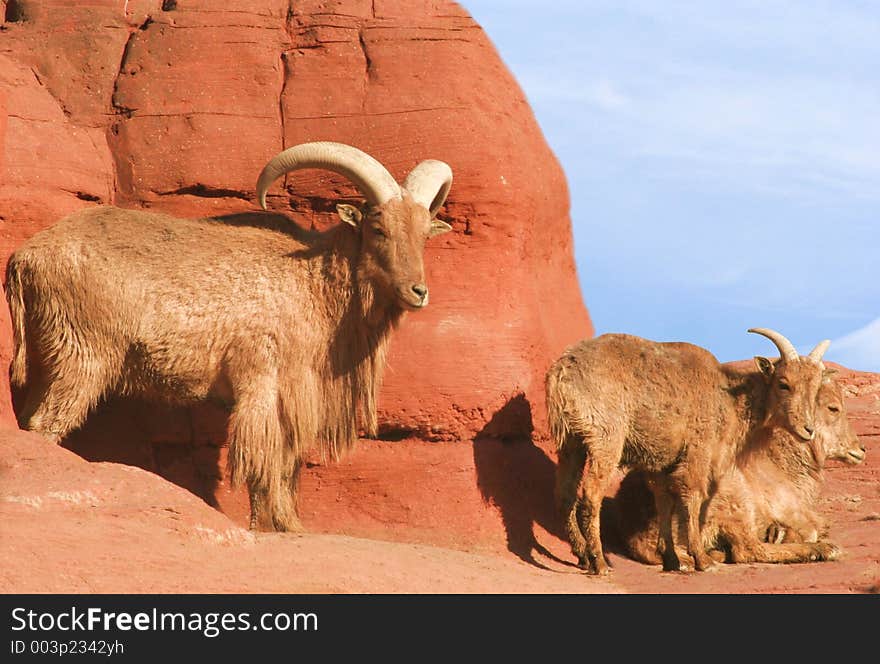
left=2, top=366, right=877, bottom=594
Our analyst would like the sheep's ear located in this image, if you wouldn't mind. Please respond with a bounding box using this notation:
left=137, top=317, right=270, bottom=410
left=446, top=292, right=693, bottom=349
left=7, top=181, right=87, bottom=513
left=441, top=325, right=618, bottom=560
left=336, top=204, right=362, bottom=229
left=429, top=219, right=452, bottom=238
left=754, top=356, right=775, bottom=380
left=823, top=368, right=838, bottom=380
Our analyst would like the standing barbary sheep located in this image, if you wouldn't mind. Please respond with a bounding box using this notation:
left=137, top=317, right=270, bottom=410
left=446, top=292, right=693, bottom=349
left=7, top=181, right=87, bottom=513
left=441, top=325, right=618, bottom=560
left=616, top=375, right=866, bottom=567
left=4, top=141, right=453, bottom=531
left=546, top=328, right=831, bottom=574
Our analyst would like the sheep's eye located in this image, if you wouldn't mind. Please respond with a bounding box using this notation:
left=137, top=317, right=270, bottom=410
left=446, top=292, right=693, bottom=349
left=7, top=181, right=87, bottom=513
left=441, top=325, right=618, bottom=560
left=778, top=381, right=791, bottom=391
left=828, top=405, right=840, bottom=413
left=372, top=226, right=387, bottom=237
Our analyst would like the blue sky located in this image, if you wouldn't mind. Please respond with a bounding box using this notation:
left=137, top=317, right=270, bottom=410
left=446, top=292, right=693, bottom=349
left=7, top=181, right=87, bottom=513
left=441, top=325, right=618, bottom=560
left=463, top=1, right=880, bottom=371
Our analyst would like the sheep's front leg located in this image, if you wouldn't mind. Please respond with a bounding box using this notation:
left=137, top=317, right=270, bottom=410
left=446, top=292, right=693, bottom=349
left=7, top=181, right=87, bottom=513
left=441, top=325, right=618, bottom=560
left=248, top=486, right=270, bottom=531
left=724, top=525, right=840, bottom=564
left=22, top=346, right=117, bottom=444
left=577, top=436, right=619, bottom=575
left=226, top=341, right=301, bottom=533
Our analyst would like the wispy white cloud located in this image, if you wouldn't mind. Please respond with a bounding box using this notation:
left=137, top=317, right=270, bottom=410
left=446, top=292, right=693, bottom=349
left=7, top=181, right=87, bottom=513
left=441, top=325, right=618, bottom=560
left=591, top=79, right=629, bottom=111
left=829, top=317, right=880, bottom=372
left=473, top=1, right=880, bottom=202
left=464, top=1, right=879, bottom=366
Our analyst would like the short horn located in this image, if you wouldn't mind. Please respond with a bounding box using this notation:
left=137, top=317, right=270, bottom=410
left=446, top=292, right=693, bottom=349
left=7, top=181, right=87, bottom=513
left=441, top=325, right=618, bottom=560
left=402, top=159, right=453, bottom=217
left=256, top=141, right=401, bottom=211
left=808, top=339, right=831, bottom=364
left=748, top=327, right=799, bottom=363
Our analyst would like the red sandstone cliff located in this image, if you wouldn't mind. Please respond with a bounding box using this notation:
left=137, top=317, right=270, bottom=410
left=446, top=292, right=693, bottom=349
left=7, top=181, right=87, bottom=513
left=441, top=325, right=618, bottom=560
left=0, top=1, right=590, bottom=526
left=0, top=0, right=591, bottom=436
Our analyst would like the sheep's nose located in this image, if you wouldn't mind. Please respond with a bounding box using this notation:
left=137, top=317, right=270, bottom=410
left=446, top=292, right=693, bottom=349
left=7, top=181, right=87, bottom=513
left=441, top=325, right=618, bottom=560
left=804, top=425, right=815, bottom=438
left=412, top=284, right=428, bottom=300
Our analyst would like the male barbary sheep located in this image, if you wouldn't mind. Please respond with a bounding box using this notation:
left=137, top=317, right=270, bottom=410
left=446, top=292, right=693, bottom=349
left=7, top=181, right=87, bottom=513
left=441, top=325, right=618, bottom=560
left=4, top=141, right=453, bottom=532
left=616, top=375, right=866, bottom=567
left=546, top=328, right=831, bottom=574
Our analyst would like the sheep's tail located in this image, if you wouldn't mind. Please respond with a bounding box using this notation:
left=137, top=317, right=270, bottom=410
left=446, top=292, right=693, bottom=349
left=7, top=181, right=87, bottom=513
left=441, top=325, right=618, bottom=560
left=545, top=358, right=588, bottom=452
left=5, top=257, right=29, bottom=388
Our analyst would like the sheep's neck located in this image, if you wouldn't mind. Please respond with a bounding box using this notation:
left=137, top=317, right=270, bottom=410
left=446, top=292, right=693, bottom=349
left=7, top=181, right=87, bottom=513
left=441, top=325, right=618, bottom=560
left=316, top=229, right=404, bottom=436
left=748, top=424, right=824, bottom=490
left=725, top=370, right=824, bottom=499
left=722, top=370, right=775, bottom=453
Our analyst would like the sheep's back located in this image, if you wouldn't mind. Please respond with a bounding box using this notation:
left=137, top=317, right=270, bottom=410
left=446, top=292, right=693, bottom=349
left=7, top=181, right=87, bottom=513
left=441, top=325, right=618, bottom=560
left=10, top=206, right=335, bottom=402
left=548, top=333, right=727, bottom=465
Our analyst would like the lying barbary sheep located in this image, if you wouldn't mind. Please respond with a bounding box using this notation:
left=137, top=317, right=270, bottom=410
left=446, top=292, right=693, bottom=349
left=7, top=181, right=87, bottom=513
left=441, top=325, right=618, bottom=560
left=616, top=374, right=866, bottom=567
left=5, top=141, right=453, bottom=531
left=546, top=328, right=831, bottom=574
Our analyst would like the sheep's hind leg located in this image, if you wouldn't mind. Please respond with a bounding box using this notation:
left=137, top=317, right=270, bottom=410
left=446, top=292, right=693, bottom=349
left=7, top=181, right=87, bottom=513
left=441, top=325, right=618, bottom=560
left=22, top=352, right=113, bottom=444
left=577, top=434, right=619, bottom=575
left=555, top=437, right=588, bottom=566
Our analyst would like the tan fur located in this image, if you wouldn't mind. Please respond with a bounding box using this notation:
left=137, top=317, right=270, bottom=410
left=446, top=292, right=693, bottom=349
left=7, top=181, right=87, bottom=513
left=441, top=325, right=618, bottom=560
left=4, top=191, right=448, bottom=531
left=617, top=377, right=865, bottom=567
left=5, top=259, right=28, bottom=387
left=546, top=332, right=828, bottom=574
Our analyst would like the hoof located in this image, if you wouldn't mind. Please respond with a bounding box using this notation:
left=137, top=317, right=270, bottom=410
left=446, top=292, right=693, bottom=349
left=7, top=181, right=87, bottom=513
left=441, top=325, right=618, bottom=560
left=765, top=523, right=787, bottom=544
left=661, top=553, right=682, bottom=573
left=812, top=542, right=841, bottom=561
left=708, top=549, right=726, bottom=563
left=577, top=557, right=611, bottom=576
left=693, top=555, right=717, bottom=572
left=581, top=566, right=612, bottom=577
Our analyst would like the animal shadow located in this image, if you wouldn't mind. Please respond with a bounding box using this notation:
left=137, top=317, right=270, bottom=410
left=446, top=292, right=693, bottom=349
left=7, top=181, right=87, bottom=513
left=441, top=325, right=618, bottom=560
left=11, top=382, right=230, bottom=511
left=472, top=394, right=628, bottom=570
left=472, top=395, right=568, bottom=569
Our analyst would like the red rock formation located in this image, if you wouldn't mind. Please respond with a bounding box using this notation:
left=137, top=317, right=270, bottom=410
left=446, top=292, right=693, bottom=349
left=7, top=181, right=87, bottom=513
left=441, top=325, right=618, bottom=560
left=0, top=1, right=591, bottom=530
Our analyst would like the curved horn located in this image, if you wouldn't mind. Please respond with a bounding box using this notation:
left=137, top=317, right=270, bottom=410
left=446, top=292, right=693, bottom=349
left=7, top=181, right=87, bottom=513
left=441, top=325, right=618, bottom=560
left=807, top=339, right=831, bottom=364
left=402, top=159, right=453, bottom=217
left=748, top=327, right=799, bottom=363
left=256, top=142, right=401, bottom=210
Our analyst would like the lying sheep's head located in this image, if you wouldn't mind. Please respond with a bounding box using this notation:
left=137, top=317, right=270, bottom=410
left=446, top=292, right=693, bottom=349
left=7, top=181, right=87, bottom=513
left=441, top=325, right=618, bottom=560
left=256, top=142, right=452, bottom=311
left=749, top=328, right=830, bottom=442
left=816, top=378, right=866, bottom=465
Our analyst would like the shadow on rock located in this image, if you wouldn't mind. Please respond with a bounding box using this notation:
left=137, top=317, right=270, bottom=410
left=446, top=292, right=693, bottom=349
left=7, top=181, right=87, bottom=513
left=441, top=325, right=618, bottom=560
left=11, top=381, right=230, bottom=511
left=472, top=394, right=630, bottom=571
left=472, top=394, right=571, bottom=570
